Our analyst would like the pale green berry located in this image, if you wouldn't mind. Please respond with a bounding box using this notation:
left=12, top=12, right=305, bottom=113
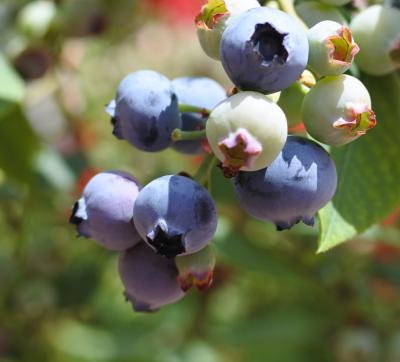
left=17, top=0, right=57, bottom=39
left=302, top=75, right=376, bottom=147
left=350, top=4, right=400, bottom=76
left=307, top=21, right=359, bottom=76
left=206, top=91, right=287, bottom=175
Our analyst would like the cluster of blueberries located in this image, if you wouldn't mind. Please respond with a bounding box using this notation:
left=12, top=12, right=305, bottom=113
left=69, top=0, right=385, bottom=312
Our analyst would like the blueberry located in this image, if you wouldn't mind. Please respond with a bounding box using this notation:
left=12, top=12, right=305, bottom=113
left=119, top=243, right=185, bottom=312
left=133, top=175, right=217, bottom=258
left=106, top=70, right=181, bottom=152
left=350, top=5, right=400, bottom=76
left=195, top=0, right=261, bottom=60
left=307, top=21, right=359, bottom=77
left=175, top=245, right=216, bottom=291
left=302, top=75, right=377, bottom=146
left=233, top=136, right=337, bottom=230
left=206, top=91, right=287, bottom=174
left=69, top=171, right=141, bottom=251
left=220, top=7, right=309, bottom=94
left=171, top=76, right=226, bottom=154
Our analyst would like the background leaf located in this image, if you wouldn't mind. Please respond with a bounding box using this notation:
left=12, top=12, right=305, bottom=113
left=318, top=73, right=400, bottom=252
left=0, top=53, right=40, bottom=183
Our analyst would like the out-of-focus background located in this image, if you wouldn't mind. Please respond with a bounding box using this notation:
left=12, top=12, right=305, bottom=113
left=1, top=0, right=400, bottom=361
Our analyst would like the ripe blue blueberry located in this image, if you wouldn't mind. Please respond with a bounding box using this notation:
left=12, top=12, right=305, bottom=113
left=69, top=171, right=142, bottom=251
left=220, top=7, right=309, bottom=94
left=106, top=70, right=181, bottom=152
left=171, top=76, right=226, bottom=154
left=195, top=0, right=261, bottom=60
left=119, top=243, right=185, bottom=312
left=133, top=175, right=217, bottom=258
left=233, top=136, right=337, bottom=230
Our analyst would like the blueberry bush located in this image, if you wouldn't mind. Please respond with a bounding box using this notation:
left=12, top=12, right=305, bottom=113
left=1, top=0, right=400, bottom=361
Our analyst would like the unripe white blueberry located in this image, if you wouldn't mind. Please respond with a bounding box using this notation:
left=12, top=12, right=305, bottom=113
left=350, top=5, right=400, bottom=76
left=206, top=91, right=287, bottom=174
left=307, top=21, right=359, bottom=77
left=302, top=75, right=376, bottom=146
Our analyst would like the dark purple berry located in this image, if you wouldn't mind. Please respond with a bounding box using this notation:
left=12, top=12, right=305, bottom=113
left=133, top=175, right=217, bottom=258
left=220, top=7, right=309, bottom=94
left=233, top=136, right=337, bottom=230
left=119, top=243, right=185, bottom=312
left=106, top=70, right=181, bottom=152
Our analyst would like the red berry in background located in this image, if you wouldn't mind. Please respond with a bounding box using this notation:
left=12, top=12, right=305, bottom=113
left=147, top=0, right=205, bottom=25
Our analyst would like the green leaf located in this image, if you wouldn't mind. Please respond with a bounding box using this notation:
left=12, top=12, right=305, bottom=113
left=0, top=104, right=40, bottom=182
left=0, top=53, right=25, bottom=103
left=318, top=73, right=400, bottom=253
left=0, top=53, right=40, bottom=183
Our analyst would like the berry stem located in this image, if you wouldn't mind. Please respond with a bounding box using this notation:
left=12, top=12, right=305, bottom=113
left=276, top=0, right=308, bottom=30
left=178, top=103, right=211, bottom=116
left=171, top=129, right=207, bottom=142
left=194, top=153, right=217, bottom=190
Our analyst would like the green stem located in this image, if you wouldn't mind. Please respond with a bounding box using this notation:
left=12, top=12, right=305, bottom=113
left=194, top=153, right=217, bottom=190
left=277, top=0, right=308, bottom=30
left=178, top=103, right=211, bottom=116
left=171, top=129, right=207, bottom=142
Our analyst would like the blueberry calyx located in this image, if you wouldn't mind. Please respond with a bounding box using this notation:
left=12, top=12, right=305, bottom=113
left=123, top=292, right=159, bottom=313
left=333, top=104, right=377, bottom=136
left=218, top=128, right=262, bottom=177
left=178, top=270, right=214, bottom=292
left=147, top=223, right=186, bottom=258
left=69, top=198, right=88, bottom=225
left=327, top=27, right=359, bottom=65
left=195, top=0, right=228, bottom=30
left=251, top=23, right=288, bottom=66
left=276, top=216, right=315, bottom=231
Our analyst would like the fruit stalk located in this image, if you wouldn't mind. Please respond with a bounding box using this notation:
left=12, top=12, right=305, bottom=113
left=178, top=103, right=211, bottom=116
left=171, top=128, right=207, bottom=142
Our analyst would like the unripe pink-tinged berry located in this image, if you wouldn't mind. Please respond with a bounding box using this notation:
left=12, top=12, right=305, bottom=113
left=302, top=75, right=377, bottom=147
left=206, top=91, right=287, bottom=176
left=307, top=21, right=359, bottom=76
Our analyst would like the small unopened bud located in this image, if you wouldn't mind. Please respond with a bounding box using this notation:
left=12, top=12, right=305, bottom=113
left=175, top=245, right=216, bottom=292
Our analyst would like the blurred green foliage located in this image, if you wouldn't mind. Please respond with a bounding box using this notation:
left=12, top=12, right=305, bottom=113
left=1, top=1, right=400, bottom=362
